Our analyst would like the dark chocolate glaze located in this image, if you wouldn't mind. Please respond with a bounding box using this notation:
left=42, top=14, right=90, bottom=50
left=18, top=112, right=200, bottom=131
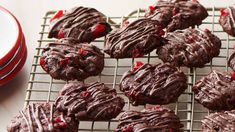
left=228, top=51, right=235, bottom=71
left=104, top=19, right=163, bottom=58
left=193, top=70, right=235, bottom=111
left=120, top=63, right=187, bottom=106
left=48, top=6, right=111, bottom=42
left=219, top=6, right=235, bottom=37
left=7, top=103, right=78, bottom=132
left=40, top=38, right=104, bottom=81
left=157, top=28, right=221, bottom=68
left=145, top=0, right=208, bottom=32
left=202, top=110, right=235, bottom=131
left=116, top=106, right=183, bottom=132
left=55, top=82, right=125, bottom=121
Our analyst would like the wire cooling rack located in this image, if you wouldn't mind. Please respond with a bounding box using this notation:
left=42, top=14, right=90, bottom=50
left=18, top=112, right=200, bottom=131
left=25, top=7, right=235, bottom=132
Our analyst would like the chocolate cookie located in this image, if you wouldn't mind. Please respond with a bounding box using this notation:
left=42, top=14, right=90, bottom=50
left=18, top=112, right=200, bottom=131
left=116, top=106, right=183, bottom=132
left=55, top=82, right=125, bottom=121
left=7, top=103, right=78, bottom=132
left=120, top=62, right=187, bottom=106
left=104, top=19, right=163, bottom=58
left=48, top=6, right=112, bottom=43
left=40, top=38, right=104, bottom=81
left=157, top=28, right=221, bottom=68
left=202, top=110, right=235, bottom=131
left=228, top=51, right=235, bottom=71
left=145, top=0, right=208, bottom=32
left=193, top=70, right=235, bottom=111
left=219, top=6, right=235, bottom=37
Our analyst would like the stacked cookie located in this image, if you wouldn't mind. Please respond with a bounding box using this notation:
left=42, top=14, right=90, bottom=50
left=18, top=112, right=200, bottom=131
left=8, top=0, right=235, bottom=131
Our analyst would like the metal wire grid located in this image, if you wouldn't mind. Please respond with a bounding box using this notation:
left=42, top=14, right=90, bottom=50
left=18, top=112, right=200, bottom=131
left=25, top=7, right=234, bottom=132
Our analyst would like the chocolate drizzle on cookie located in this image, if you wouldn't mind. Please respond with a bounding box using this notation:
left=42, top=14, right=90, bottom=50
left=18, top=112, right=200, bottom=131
left=120, top=63, right=187, bottom=106
left=145, top=0, right=208, bottom=32
left=228, top=51, right=235, bottom=71
left=219, top=5, right=235, bottom=37
left=104, top=19, right=163, bottom=58
left=40, top=39, right=104, bottom=81
left=55, top=82, right=125, bottom=121
left=48, top=6, right=111, bottom=42
left=7, top=103, right=78, bottom=132
left=202, top=110, right=235, bottom=131
left=228, top=6, right=235, bottom=25
left=193, top=70, right=235, bottom=111
left=157, top=28, right=221, bottom=67
left=116, top=106, right=183, bottom=132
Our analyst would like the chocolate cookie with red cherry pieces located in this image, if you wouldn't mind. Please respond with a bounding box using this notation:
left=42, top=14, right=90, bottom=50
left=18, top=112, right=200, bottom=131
left=40, top=38, right=104, bottom=81
left=145, top=0, right=208, bottom=32
left=120, top=62, right=187, bottom=106
left=104, top=19, right=164, bottom=58
left=193, top=70, right=235, bottom=111
left=219, top=6, right=235, bottom=37
left=55, top=82, right=125, bottom=121
left=115, top=106, right=183, bottom=132
left=48, top=6, right=111, bottom=43
left=157, top=28, right=221, bottom=68
left=201, top=110, right=235, bottom=131
left=7, top=103, right=78, bottom=132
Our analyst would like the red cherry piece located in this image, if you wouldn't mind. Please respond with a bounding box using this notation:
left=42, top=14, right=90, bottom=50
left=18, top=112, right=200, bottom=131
left=185, top=36, right=195, bottom=43
left=54, top=117, right=62, bottom=123
left=123, top=125, right=134, bottom=132
left=159, top=29, right=165, bottom=36
left=91, top=24, right=105, bottom=38
left=172, top=8, right=178, bottom=16
left=220, top=9, right=229, bottom=17
left=169, top=128, right=173, bottom=132
left=133, top=61, right=144, bottom=72
left=59, top=57, right=70, bottom=67
left=57, top=30, right=65, bottom=39
left=40, top=58, right=49, bottom=72
left=50, top=10, right=64, bottom=23
left=204, top=28, right=210, bottom=33
left=81, top=91, right=90, bottom=98
left=122, top=21, right=130, bottom=27
left=132, top=49, right=143, bottom=58
left=148, top=6, right=155, bottom=13
left=231, top=72, right=235, bottom=80
left=78, top=48, right=88, bottom=56
left=40, top=58, right=45, bottom=67
left=54, top=117, right=67, bottom=129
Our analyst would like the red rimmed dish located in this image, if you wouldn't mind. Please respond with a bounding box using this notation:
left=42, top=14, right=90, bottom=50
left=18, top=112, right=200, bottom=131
left=0, top=6, right=23, bottom=68
left=0, top=6, right=27, bottom=86
left=0, top=35, right=27, bottom=86
left=0, top=35, right=26, bottom=77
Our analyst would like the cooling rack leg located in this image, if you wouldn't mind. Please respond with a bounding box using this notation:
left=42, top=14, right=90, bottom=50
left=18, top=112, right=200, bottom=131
left=187, top=68, right=194, bottom=132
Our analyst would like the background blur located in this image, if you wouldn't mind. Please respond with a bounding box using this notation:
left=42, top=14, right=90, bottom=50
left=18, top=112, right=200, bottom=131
left=0, top=0, right=234, bottom=131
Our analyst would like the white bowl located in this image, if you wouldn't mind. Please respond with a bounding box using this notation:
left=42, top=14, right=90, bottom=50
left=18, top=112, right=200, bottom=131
left=0, top=6, right=27, bottom=86
left=0, top=6, right=22, bottom=68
